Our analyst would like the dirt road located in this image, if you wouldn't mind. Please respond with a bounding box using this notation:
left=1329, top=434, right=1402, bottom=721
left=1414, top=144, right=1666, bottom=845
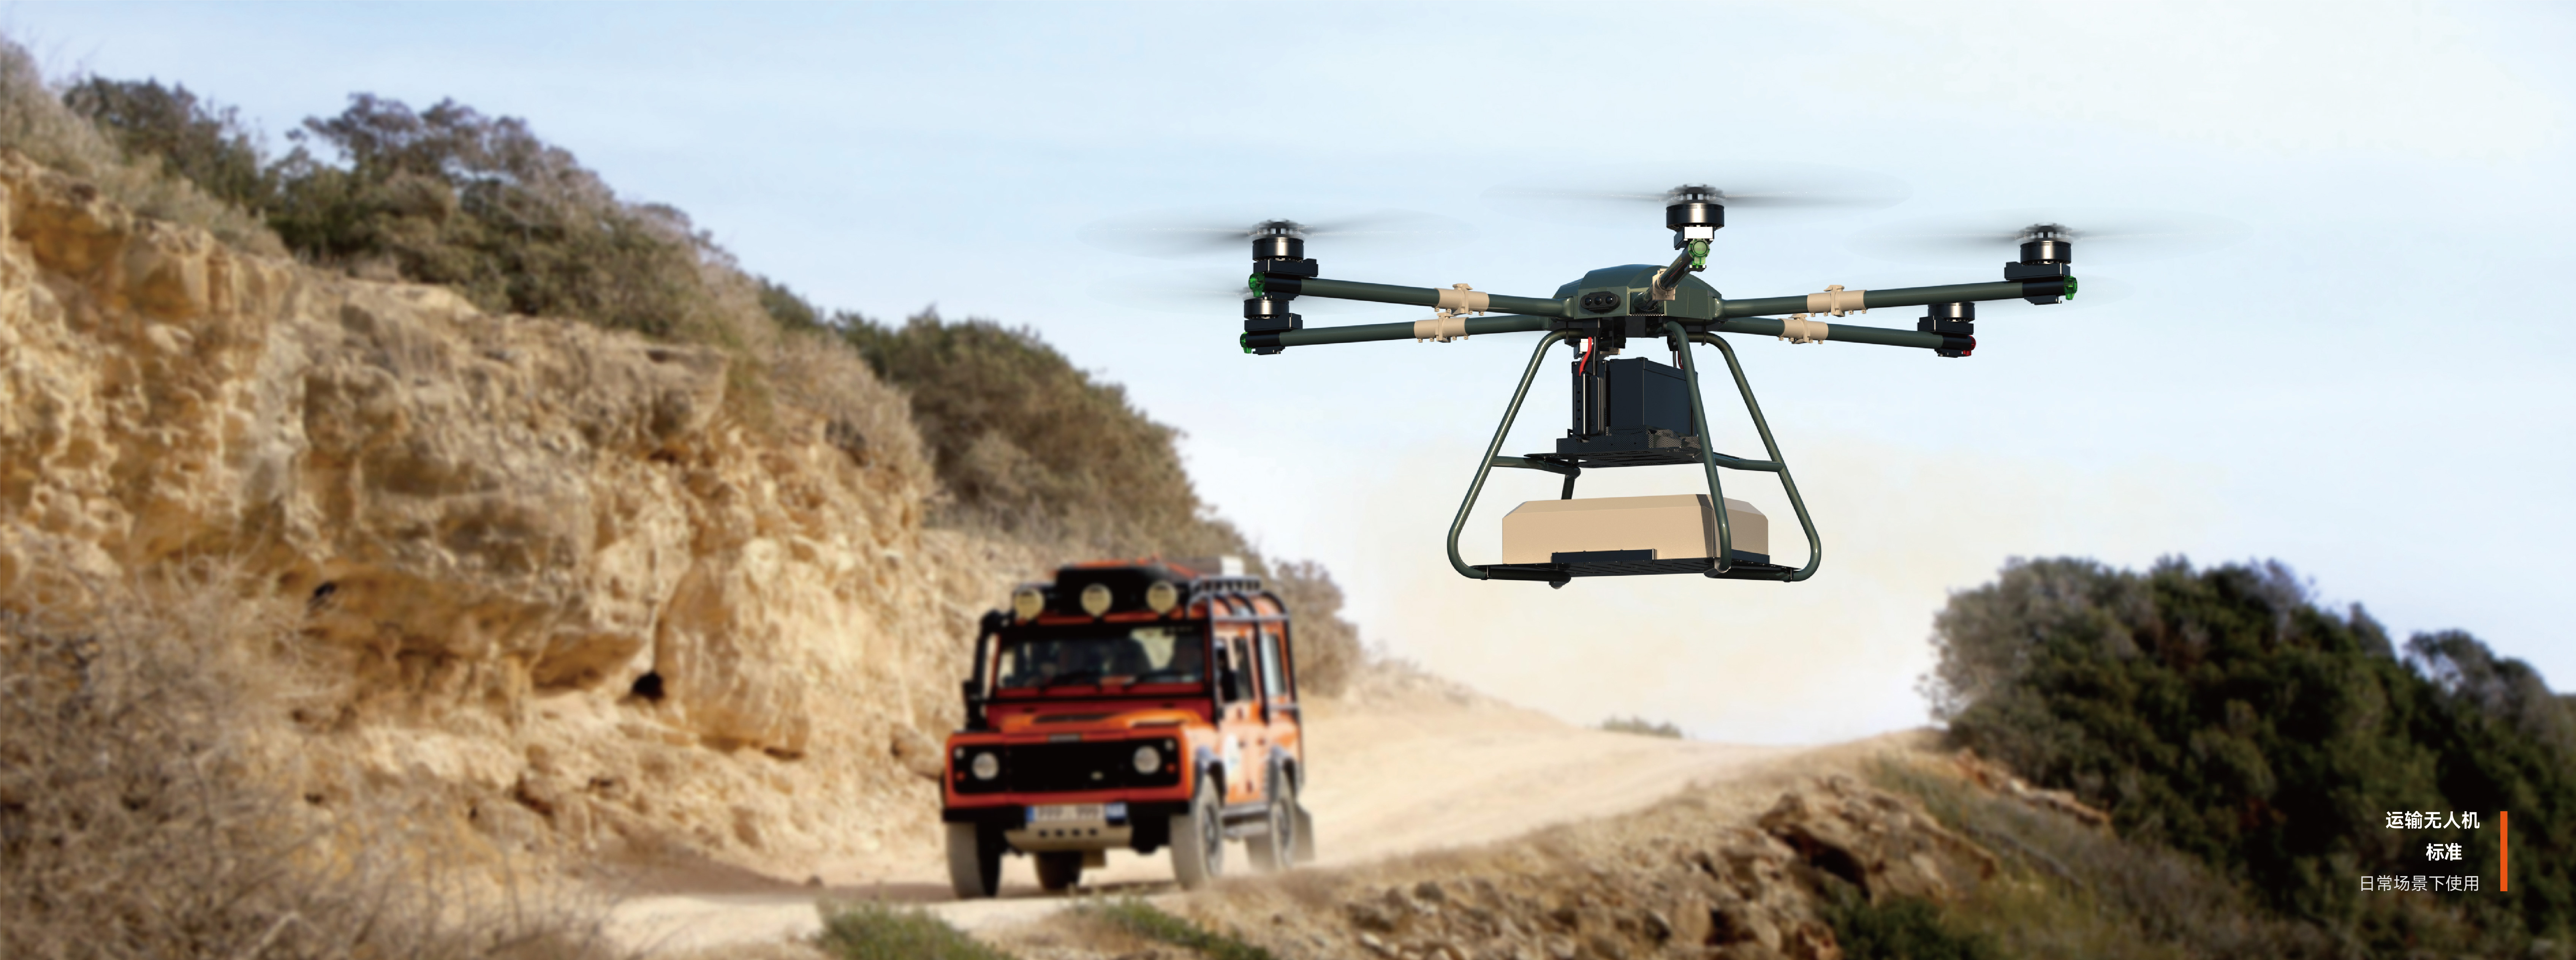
left=609, top=685, right=1809, bottom=953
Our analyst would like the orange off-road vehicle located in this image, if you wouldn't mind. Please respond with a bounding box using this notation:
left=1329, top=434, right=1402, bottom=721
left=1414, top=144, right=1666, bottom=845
left=941, top=557, right=1315, bottom=897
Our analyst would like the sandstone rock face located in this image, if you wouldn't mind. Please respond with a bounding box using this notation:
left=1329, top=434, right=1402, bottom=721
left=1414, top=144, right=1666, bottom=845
left=0, top=151, right=1029, bottom=870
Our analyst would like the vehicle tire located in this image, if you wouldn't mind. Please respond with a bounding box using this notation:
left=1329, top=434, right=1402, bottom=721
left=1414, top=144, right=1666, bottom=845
left=1034, top=851, right=1083, bottom=893
left=1169, top=774, right=1224, bottom=889
left=946, top=823, right=1002, bottom=899
left=1293, top=802, right=1318, bottom=864
left=1246, top=767, right=1296, bottom=873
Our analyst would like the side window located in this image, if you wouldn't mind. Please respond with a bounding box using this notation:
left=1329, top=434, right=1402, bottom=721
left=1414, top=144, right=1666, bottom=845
left=1257, top=628, right=1287, bottom=701
left=1228, top=636, right=1257, bottom=704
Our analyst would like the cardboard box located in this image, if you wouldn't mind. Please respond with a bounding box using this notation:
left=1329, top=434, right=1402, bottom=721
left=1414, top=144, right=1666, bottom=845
left=1500, top=494, right=1767, bottom=564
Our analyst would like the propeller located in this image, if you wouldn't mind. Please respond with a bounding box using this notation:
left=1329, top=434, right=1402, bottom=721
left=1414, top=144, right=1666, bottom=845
left=1085, top=268, right=1364, bottom=316
left=1078, top=208, right=1477, bottom=261
left=1483, top=161, right=1911, bottom=222
left=1850, top=208, right=2248, bottom=265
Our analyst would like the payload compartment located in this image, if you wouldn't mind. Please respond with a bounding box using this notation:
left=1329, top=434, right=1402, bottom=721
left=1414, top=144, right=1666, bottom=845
left=1500, top=494, right=1768, bottom=564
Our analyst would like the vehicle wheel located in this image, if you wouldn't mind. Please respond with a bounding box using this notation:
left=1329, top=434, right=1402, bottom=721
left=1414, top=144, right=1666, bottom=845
left=946, top=823, right=1002, bottom=899
left=1169, top=775, right=1224, bottom=889
left=1293, top=802, right=1318, bottom=864
left=1034, top=851, right=1083, bottom=893
left=1247, top=768, right=1296, bottom=872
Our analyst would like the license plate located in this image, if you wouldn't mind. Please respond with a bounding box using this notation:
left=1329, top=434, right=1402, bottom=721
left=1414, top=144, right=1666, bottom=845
left=1028, top=802, right=1128, bottom=823
left=1029, top=804, right=1103, bottom=823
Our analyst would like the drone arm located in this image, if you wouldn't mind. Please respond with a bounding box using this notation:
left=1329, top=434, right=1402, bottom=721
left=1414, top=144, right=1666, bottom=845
left=1720, top=278, right=2070, bottom=318
left=1285, top=278, right=1574, bottom=317
left=1707, top=317, right=1965, bottom=352
left=1243, top=314, right=1554, bottom=351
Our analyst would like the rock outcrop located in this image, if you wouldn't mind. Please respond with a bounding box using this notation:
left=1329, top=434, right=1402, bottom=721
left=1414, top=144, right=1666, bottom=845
left=1058, top=773, right=2008, bottom=960
left=0, top=150, right=1029, bottom=872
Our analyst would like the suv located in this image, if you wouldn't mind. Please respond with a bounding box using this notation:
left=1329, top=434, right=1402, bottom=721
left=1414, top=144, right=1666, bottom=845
left=941, top=557, right=1314, bottom=897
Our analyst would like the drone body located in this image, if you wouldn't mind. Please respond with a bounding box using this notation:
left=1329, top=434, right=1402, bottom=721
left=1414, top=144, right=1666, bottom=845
left=1228, top=188, right=2082, bottom=587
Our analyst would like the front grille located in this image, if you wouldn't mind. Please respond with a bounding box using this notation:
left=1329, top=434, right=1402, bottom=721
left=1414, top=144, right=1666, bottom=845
left=954, top=738, right=1180, bottom=795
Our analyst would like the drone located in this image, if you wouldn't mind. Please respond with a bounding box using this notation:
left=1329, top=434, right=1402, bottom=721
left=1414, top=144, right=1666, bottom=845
left=1154, top=184, right=2128, bottom=588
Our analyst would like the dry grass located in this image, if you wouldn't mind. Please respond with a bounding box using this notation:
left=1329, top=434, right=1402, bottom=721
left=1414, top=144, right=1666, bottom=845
left=0, top=36, right=279, bottom=253
left=0, top=561, right=619, bottom=960
left=1865, top=756, right=2334, bottom=960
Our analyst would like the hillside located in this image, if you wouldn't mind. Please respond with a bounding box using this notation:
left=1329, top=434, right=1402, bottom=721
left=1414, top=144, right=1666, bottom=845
left=0, top=144, right=1035, bottom=875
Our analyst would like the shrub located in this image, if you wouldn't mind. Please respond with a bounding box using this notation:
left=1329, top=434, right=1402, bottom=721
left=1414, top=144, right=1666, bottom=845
left=841, top=311, right=1372, bottom=693
left=814, top=902, right=1014, bottom=960
left=1599, top=716, right=1684, bottom=738
left=0, top=566, right=610, bottom=960
left=1869, top=757, right=2332, bottom=960
left=1266, top=559, right=1362, bottom=697
left=1074, top=898, right=1275, bottom=960
left=1821, top=887, right=2000, bottom=960
left=0, top=39, right=277, bottom=251
left=841, top=311, right=1241, bottom=558
left=269, top=93, right=730, bottom=341
left=1927, top=557, right=2572, bottom=952
left=62, top=76, right=272, bottom=213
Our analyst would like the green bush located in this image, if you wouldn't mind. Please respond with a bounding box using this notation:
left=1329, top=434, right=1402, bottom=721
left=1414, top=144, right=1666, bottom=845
left=1822, top=888, right=2000, bottom=960
left=0, top=41, right=275, bottom=251
left=1075, top=898, right=1275, bottom=960
left=267, top=94, right=726, bottom=341
left=1600, top=716, right=1684, bottom=738
left=1869, top=758, right=2330, bottom=960
left=1265, top=559, right=1362, bottom=697
left=815, top=902, right=1013, bottom=960
left=62, top=77, right=272, bottom=213
left=1927, top=557, right=2572, bottom=953
left=841, top=311, right=1243, bottom=557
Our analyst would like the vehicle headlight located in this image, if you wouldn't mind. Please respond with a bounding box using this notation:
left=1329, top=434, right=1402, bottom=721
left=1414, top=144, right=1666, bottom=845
left=970, top=751, right=1000, bottom=781
left=1132, top=744, right=1162, bottom=775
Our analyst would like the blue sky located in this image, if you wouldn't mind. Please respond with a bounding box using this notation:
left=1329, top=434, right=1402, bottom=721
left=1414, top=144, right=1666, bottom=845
left=15, top=1, right=2571, bottom=742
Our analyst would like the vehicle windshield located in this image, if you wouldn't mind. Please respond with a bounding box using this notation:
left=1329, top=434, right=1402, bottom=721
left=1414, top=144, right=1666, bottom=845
left=995, top=625, right=1205, bottom=692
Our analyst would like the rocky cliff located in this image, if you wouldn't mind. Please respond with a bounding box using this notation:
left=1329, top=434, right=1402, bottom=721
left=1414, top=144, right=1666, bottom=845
left=0, top=150, right=1019, bottom=873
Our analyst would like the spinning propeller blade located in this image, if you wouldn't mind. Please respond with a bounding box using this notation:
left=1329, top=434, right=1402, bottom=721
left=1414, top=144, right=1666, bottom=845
left=1086, top=268, right=1364, bottom=316
left=1078, top=208, right=1477, bottom=260
left=1483, top=161, right=1910, bottom=220
left=1850, top=208, right=2248, bottom=265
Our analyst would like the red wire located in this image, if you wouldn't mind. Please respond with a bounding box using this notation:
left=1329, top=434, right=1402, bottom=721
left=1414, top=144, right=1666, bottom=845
left=1578, top=337, right=1596, bottom=375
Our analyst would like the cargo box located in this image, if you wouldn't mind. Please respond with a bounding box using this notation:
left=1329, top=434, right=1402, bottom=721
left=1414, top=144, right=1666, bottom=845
left=1500, top=494, right=1768, bottom=564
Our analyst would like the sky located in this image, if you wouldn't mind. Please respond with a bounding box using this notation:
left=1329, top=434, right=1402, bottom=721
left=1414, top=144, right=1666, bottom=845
left=12, top=1, right=2571, bottom=744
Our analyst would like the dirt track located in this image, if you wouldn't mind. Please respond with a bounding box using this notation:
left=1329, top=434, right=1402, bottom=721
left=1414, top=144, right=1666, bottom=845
left=608, top=685, right=1813, bottom=953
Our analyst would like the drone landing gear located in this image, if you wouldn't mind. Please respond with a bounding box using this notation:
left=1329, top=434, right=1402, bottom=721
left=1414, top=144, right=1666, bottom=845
left=1446, top=324, right=1821, bottom=586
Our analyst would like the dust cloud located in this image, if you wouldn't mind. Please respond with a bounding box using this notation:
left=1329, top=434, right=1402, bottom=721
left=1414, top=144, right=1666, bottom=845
left=1333, top=433, right=2223, bottom=745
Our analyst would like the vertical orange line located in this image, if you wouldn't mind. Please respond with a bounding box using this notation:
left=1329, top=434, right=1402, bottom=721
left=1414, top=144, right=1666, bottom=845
left=2501, top=811, right=2509, bottom=892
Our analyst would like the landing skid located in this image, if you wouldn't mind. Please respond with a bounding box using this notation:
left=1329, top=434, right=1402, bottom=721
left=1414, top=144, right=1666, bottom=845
left=1446, top=323, right=1822, bottom=584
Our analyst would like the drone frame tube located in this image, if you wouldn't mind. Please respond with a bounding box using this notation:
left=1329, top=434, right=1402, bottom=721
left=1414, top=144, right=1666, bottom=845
left=1291, top=278, right=1573, bottom=317
left=1720, top=278, right=2068, bottom=319
left=1685, top=330, right=1821, bottom=582
left=1441, top=325, right=1822, bottom=584
left=1446, top=330, right=1576, bottom=581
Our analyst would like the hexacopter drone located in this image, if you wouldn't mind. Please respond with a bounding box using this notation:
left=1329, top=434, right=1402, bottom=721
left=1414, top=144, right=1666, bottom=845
left=1214, top=184, right=2094, bottom=589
